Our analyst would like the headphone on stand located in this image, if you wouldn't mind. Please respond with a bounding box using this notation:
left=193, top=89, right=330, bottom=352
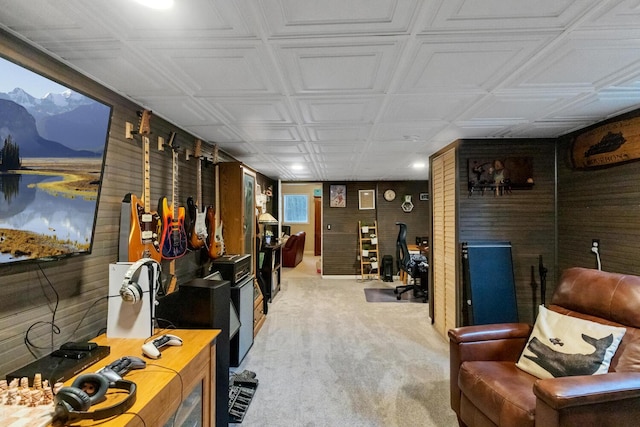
left=52, top=373, right=137, bottom=426
left=119, top=258, right=161, bottom=304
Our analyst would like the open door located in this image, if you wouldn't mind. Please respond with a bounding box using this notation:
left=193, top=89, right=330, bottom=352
left=314, top=196, right=321, bottom=256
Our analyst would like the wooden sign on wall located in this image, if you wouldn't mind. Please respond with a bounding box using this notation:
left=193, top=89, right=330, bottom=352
left=571, top=115, right=640, bottom=169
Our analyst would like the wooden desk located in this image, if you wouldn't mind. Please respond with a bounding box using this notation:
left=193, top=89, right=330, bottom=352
left=48, top=329, right=219, bottom=427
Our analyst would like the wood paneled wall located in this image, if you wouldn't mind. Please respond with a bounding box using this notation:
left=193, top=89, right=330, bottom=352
left=0, top=30, right=229, bottom=376
left=455, top=139, right=557, bottom=325
left=322, top=181, right=429, bottom=276
left=557, top=110, right=640, bottom=275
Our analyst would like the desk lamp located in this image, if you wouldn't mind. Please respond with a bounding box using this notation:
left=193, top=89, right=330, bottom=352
left=258, top=212, right=279, bottom=245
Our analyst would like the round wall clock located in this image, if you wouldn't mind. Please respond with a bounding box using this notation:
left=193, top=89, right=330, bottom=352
left=383, top=189, right=396, bottom=202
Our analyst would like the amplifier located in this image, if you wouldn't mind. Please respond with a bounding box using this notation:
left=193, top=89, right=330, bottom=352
left=211, top=254, right=251, bottom=285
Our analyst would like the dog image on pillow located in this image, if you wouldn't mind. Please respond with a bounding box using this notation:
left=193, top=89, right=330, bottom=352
left=524, top=333, right=614, bottom=377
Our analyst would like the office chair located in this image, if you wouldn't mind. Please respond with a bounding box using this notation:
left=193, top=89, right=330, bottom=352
left=394, top=222, right=428, bottom=302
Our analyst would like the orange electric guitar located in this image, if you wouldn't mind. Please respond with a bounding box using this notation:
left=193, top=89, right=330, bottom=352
left=207, top=144, right=224, bottom=259
left=127, top=110, right=162, bottom=262
left=158, top=132, right=188, bottom=259
left=186, top=139, right=210, bottom=250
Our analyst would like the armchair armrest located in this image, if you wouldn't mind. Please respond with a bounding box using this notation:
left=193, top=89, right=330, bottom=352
left=533, top=373, right=640, bottom=427
left=534, top=372, right=640, bottom=409
left=449, top=323, right=532, bottom=415
left=449, top=323, right=532, bottom=362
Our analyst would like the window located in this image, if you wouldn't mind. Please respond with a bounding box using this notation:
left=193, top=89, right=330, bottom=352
left=284, top=194, right=309, bottom=223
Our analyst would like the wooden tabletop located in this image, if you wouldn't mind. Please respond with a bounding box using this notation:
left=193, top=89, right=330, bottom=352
left=47, top=329, right=220, bottom=426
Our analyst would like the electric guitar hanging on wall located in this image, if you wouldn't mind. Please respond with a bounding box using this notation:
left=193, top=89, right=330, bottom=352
left=207, top=144, right=225, bottom=259
left=126, top=110, right=162, bottom=262
left=158, top=132, right=188, bottom=259
left=186, top=139, right=210, bottom=250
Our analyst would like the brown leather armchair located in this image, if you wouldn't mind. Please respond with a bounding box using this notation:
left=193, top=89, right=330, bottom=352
left=282, top=231, right=305, bottom=267
left=449, top=267, right=640, bottom=427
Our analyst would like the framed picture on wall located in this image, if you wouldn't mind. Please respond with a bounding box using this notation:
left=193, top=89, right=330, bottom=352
left=330, top=185, right=346, bottom=208
left=358, top=189, right=375, bottom=210
left=419, top=192, right=429, bottom=201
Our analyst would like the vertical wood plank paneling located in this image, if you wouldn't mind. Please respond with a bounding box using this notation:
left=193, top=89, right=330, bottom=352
left=431, top=153, right=447, bottom=337
left=443, top=149, right=457, bottom=333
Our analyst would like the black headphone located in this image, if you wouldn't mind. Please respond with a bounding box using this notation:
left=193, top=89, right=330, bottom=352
left=52, top=373, right=137, bottom=426
left=120, top=258, right=161, bottom=304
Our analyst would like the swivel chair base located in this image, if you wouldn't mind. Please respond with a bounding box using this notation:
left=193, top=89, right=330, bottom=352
left=394, top=284, right=427, bottom=302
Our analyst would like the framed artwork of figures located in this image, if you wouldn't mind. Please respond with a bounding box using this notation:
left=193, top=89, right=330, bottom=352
left=330, top=185, right=346, bottom=207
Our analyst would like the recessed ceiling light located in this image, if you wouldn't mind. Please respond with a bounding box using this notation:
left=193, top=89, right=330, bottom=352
left=133, top=0, right=174, bottom=10
left=291, top=164, right=303, bottom=171
left=413, top=162, right=426, bottom=169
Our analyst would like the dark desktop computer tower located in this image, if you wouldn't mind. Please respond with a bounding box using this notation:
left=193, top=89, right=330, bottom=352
left=155, top=278, right=239, bottom=427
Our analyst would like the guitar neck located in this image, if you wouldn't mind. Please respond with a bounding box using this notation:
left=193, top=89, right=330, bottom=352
left=172, top=149, right=179, bottom=218
left=142, top=135, right=151, bottom=212
left=194, top=139, right=203, bottom=207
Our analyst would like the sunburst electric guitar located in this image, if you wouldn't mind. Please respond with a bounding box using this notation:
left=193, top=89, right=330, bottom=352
left=127, top=110, right=162, bottom=262
left=207, top=144, right=225, bottom=259
left=158, top=133, right=188, bottom=259
left=186, top=139, right=210, bottom=250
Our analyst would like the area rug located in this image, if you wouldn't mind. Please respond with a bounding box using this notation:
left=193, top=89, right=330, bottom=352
left=363, top=288, right=426, bottom=303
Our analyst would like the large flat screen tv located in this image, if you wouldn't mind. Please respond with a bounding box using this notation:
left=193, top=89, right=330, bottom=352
left=0, top=56, right=112, bottom=265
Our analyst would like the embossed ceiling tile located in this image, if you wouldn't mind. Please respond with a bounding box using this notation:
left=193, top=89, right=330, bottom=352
left=61, top=54, right=184, bottom=97
left=153, top=45, right=281, bottom=96
left=400, top=35, right=550, bottom=92
left=259, top=0, right=420, bottom=37
left=113, top=0, right=256, bottom=40
left=135, top=96, right=224, bottom=127
left=382, top=93, right=483, bottom=122
left=546, top=91, right=640, bottom=121
left=297, top=96, right=383, bottom=124
left=461, top=93, right=568, bottom=122
left=201, top=97, right=294, bottom=124
left=239, top=125, right=302, bottom=142
left=507, top=121, right=586, bottom=138
left=425, top=0, right=599, bottom=32
left=310, top=141, right=364, bottom=154
left=0, top=1, right=113, bottom=42
left=185, top=125, right=245, bottom=144
left=511, top=35, right=640, bottom=90
left=275, top=40, right=403, bottom=94
left=307, top=125, right=371, bottom=141
left=372, top=122, right=449, bottom=141
left=437, top=122, right=510, bottom=141
left=256, top=141, right=308, bottom=155
left=584, top=1, right=640, bottom=29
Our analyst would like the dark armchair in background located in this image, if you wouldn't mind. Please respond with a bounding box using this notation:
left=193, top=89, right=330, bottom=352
left=282, top=231, right=306, bottom=268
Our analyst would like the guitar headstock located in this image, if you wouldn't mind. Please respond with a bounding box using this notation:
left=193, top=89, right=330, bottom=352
left=167, top=131, right=178, bottom=152
left=137, top=110, right=152, bottom=135
left=194, top=139, right=202, bottom=159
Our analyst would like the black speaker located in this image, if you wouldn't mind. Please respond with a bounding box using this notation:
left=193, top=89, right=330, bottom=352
left=155, top=278, right=230, bottom=427
left=382, top=255, right=394, bottom=282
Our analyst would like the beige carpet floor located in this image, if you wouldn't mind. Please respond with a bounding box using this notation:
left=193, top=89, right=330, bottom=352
left=233, top=255, right=459, bottom=426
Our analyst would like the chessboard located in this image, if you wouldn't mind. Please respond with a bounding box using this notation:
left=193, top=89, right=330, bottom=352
left=0, top=375, right=55, bottom=427
left=0, top=405, right=52, bottom=427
